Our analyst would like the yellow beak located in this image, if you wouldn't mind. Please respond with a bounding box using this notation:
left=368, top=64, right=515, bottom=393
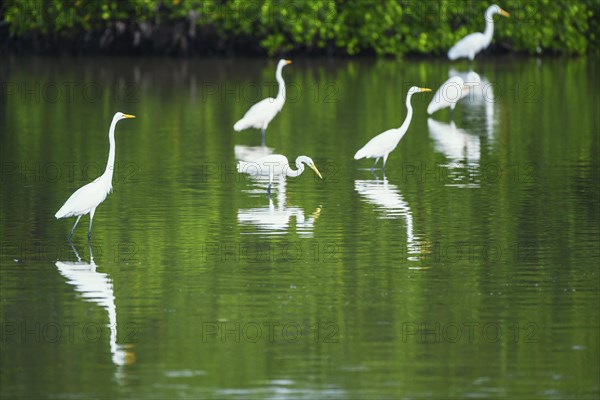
left=419, top=88, right=432, bottom=93
left=123, top=114, right=136, bottom=119
left=311, top=164, right=323, bottom=179
left=500, top=8, right=510, bottom=17
left=285, top=60, right=292, bottom=65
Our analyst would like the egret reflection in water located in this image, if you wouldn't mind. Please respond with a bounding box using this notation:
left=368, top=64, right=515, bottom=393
left=427, top=118, right=481, bottom=188
left=234, top=144, right=274, bottom=162
left=428, top=119, right=481, bottom=163
left=448, top=68, right=496, bottom=138
left=354, top=178, right=421, bottom=260
left=238, top=178, right=321, bottom=237
left=55, top=242, right=135, bottom=367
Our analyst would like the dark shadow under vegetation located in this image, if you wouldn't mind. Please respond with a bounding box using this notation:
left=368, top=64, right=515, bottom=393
left=1, top=0, right=598, bottom=57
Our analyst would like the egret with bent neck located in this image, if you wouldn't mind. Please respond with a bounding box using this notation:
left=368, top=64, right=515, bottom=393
left=237, top=154, right=323, bottom=195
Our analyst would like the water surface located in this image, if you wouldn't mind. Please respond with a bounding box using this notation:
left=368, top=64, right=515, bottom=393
left=1, top=56, right=598, bottom=399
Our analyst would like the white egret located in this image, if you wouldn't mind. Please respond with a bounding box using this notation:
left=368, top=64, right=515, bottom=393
left=427, top=72, right=481, bottom=118
left=354, top=86, right=431, bottom=172
left=237, top=154, right=323, bottom=194
left=448, top=4, right=509, bottom=61
left=55, top=112, right=136, bottom=240
left=233, top=59, right=292, bottom=146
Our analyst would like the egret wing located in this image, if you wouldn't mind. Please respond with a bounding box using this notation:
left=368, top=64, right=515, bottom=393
left=234, top=97, right=279, bottom=130
left=238, top=154, right=288, bottom=176
left=355, top=129, right=400, bottom=159
left=55, top=179, right=109, bottom=218
left=242, top=97, right=277, bottom=118
left=448, top=32, right=485, bottom=60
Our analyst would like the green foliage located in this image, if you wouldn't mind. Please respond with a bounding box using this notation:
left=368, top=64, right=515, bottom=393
left=3, top=0, right=598, bottom=56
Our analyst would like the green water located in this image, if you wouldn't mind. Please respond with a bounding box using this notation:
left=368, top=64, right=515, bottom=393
left=1, top=56, right=598, bottom=399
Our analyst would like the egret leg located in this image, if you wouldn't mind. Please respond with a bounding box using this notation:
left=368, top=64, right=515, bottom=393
left=371, top=158, right=380, bottom=172
left=88, top=242, right=94, bottom=263
left=260, top=128, right=266, bottom=146
left=88, top=209, right=96, bottom=241
left=68, top=215, right=82, bottom=240
left=382, top=154, right=389, bottom=173
left=68, top=240, right=82, bottom=262
left=266, top=171, right=273, bottom=196
left=450, top=107, right=455, bottom=121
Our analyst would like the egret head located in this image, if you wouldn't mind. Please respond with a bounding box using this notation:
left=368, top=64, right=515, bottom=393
left=297, top=156, right=323, bottom=179
left=407, top=86, right=432, bottom=96
left=278, top=59, right=292, bottom=69
left=487, top=4, right=510, bottom=19
left=114, top=112, right=136, bottom=121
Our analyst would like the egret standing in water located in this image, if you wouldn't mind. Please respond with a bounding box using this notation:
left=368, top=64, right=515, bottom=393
left=55, top=112, right=136, bottom=240
left=354, top=86, right=431, bottom=172
left=234, top=59, right=292, bottom=146
left=427, top=72, right=481, bottom=119
left=448, top=4, right=509, bottom=61
left=237, top=154, right=323, bottom=194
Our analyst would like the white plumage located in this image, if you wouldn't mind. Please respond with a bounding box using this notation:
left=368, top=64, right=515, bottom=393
left=354, top=86, right=431, bottom=172
left=427, top=76, right=465, bottom=115
left=233, top=98, right=281, bottom=132
left=55, top=112, right=136, bottom=240
left=55, top=179, right=111, bottom=219
left=234, top=59, right=292, bottom=145
left=237, top=154, right=322, bottom=194
left=427, top=72, right=481, bottom=117
left=448, top=4, right=509, bottom=61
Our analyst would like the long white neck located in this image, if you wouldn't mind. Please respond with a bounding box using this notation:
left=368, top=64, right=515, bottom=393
left=286, top=159, right=305, bottom=177
left=482, top=10, right=495, bottom=48
left=398, top=93, right=415, bottom=133
left=102, top=117, right=119, bottom=182
left=275, top=65, right=286, bottom=105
